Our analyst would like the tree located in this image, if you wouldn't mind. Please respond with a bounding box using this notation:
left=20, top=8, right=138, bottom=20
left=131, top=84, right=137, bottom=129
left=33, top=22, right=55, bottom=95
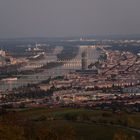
left=36, top=126, right=57, bottom=140
left=113, top=132, right=136, bottom=140
left=0, top=124, right=25, bottom=140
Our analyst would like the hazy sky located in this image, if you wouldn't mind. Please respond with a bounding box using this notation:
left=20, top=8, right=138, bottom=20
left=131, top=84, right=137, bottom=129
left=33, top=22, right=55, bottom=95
left=0, top=0, right=140, bottom=38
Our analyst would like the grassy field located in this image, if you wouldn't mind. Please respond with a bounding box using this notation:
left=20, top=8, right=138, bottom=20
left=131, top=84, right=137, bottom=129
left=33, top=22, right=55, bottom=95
left=15, top=107, right=140, bottom=129
left=1, top=108, right=140, bottom=140
left=35, top=119, right=140, bottom=140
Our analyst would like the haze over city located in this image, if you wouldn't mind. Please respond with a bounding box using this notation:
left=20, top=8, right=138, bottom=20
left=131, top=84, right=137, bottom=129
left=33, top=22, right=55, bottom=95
left=0, top=1, right=140, bottom=140
left=0, top=0, right=140, bottom=38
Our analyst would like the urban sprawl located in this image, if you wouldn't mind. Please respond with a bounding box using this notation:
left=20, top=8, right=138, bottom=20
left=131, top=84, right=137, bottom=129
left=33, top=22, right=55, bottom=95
left=0, top=39, right=140, bottom=112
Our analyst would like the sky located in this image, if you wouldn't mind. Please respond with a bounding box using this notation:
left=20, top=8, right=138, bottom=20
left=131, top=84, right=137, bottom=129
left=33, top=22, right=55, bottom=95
left=0, top=0, right=140, bottom=38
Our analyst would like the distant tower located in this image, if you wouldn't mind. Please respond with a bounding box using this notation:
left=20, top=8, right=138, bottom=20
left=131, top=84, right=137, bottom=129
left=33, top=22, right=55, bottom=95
left=35, top=42, right=38, bottom=48
left=81, top=50, right=88, bottom=70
